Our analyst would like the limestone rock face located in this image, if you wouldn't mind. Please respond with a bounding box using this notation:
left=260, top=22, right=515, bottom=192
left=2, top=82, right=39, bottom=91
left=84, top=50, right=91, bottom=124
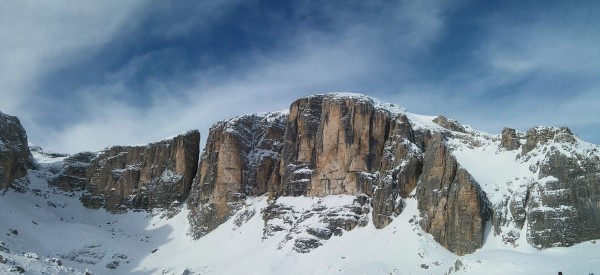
left=276, top=94, right=424, bottom=229
left=187, top=112, right=287, bottom=238
left=74, top=131, right=200, bottom=212
left=279, top=94, right=400, bottom=197
left=188, top=94, right=427, bottom=238
left=308, top=95, right=391, bottom=196
left=182, top=93, right=600, bottom=255
left=417, top=133, right=491, bottom=256
left=0, top=111, right=32, bottom=191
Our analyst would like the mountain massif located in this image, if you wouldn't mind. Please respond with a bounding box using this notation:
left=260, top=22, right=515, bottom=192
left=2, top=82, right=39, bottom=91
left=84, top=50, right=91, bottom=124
left=1, top=93, right=599, bottom=274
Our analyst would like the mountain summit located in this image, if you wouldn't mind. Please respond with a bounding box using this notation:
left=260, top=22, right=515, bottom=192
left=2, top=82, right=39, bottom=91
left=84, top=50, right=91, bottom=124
left=1, top=93, right=599, bottom=274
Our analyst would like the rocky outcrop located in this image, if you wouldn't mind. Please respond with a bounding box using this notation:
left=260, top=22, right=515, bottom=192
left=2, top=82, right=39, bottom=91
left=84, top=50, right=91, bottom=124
left=187, top=112, right=287, bottom=238
left=417, top=133, right=491, bottom=255
left=51, top=152, right=97, bottom=192
left=522, top=127, right=600, bottom=248
left=53, top=131, right=200, bottom=212
left=500, top=128, right=521, bottom=151
left=433, top=116, right=466, bottom=133
left=307, top=95, right=391, bottom=196
left=262, top=195, right=370, bottom=253
left=482, top=126, right=600, bottom=249
left=0, top=111, right=32, bottom=192
left=522, top=126, right=575, bottom=154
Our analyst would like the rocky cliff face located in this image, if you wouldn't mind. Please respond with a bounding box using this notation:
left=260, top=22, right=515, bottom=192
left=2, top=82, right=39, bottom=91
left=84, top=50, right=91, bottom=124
left=187, top=112, right=287, bottom=238
left=275, top=94, right=425, bottom=230
left=371, top=114, right=425, bottom=228
left=52, top=131, right=200, bottom=212
left=279, top=94, right=395, bottom=197
left=500, top=127, right=521, bottom=151
left=521, top=127, right=600, bottom=248
left=417, top=133, right=491, bottom=255
left=187, top=93, right=489, bottom=254
left=0, top=111, right=32, bottom=192
left=186, top=94, right=600, bottom=255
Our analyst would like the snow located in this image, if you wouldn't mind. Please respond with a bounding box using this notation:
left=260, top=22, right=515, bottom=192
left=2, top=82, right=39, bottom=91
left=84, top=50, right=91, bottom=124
left=319, top=92, right=407, bottom=114
left=220, top=111, right=287, bottom=135
left=292, top=167, right=313, bottom=174
left=405, top=113, right=446, bottom=131
left=159, top=169, right=183, bottom=184
left=448, top=137, right=535, bottom=206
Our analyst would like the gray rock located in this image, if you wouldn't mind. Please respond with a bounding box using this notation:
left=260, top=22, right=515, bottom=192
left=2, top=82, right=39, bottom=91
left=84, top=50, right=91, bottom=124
left=187, top=112, right=287, bottom=238
left=0, top=111, right=32, bottom=191
left=522, top=127, right=575, bottom=154
left=9, top=265, right=25, bottom=273
left=500, top=128, right=521, bottom=151
left=527, top=149, right=600, bottom=248
left=262, top=195, right=370, bottom=252
left=53, top=131, right=200, bottom=213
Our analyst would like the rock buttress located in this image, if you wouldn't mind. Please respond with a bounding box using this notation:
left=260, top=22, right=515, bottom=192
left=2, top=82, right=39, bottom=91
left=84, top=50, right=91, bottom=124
left=521, top=127, right=600, bottom=248
left=0, top=111, right=32, bottom=192
left=188, top=112, right=287, bottom=238
left=79, top=130, right=200, bottom=212
left=417, top=133, right=491, bottom=255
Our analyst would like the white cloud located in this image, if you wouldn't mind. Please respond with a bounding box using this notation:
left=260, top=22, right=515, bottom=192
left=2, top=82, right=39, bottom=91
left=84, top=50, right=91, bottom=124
left=6, top=0, right=599, bottom=154
left=0, top=0, right=146, bottom=134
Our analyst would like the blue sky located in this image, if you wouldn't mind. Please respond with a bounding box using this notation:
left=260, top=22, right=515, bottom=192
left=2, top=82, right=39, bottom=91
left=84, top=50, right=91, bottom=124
left=1, top=0, right=599, bottom=153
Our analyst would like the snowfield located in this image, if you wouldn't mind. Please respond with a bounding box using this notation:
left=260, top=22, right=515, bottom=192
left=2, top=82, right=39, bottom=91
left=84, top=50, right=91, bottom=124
left=1, top=123, right=600, bottom=274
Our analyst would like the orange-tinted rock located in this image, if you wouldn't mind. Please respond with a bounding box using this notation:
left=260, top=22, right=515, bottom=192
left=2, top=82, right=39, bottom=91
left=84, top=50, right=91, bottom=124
left=416, top=133, right=491, bottom=255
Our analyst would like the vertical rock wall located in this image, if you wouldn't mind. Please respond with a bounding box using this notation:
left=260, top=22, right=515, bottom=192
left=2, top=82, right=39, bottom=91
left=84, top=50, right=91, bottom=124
left=187, top=112, right=287, bottom=238
left=417, top=133, right=491, bottom=255
left=279, top=96, right=324, bottom=196
left=0, top=111, right=32, bottom=192
left=522, top=127, right=600, bottom=248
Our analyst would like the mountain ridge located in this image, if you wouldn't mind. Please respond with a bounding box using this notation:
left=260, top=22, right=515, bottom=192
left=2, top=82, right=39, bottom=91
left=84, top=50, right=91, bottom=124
left=1, top=93, right=599, bottom=274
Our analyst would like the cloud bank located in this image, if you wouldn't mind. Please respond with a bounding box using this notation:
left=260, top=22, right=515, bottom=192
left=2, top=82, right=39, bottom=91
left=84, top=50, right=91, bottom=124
left=1, top=0, right=599, bottom=153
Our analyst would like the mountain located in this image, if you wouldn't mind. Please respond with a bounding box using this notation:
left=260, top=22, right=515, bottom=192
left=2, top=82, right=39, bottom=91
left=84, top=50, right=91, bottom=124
left=0, top=93, right=599, bottom=274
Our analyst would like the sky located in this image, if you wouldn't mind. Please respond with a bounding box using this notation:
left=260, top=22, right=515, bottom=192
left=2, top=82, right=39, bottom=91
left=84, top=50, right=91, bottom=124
left=1, top=0, right=599, bottom=153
